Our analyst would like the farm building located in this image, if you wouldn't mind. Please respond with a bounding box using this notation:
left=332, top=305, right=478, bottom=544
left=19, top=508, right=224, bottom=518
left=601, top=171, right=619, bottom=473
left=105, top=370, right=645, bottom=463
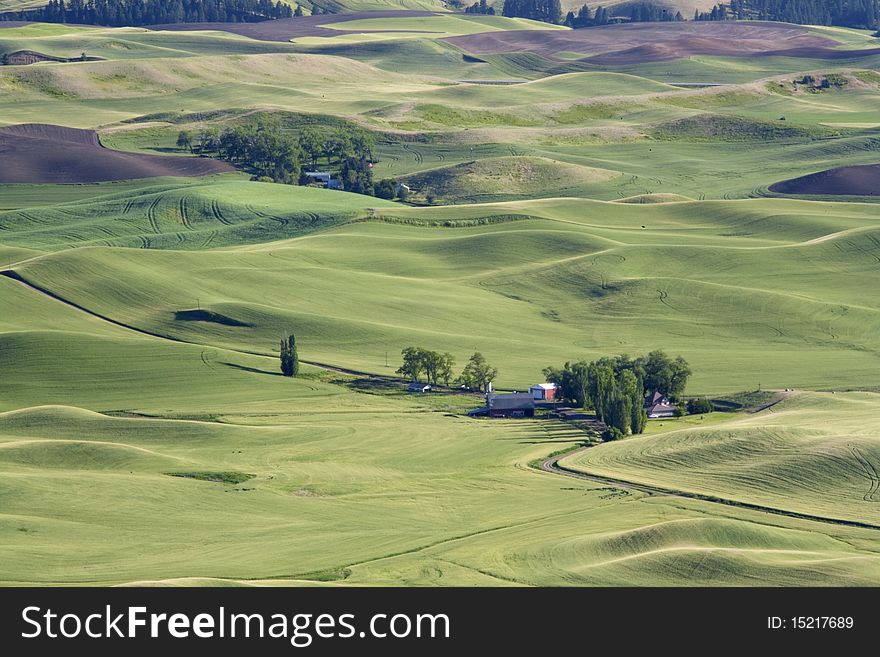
left=303, top=171, right=340, bottom=189
left=407, top=382, right=432, bottom=393
left=487, top=393, right=535, bottom=418
left=530, top=383, right=557, bottom=400
left=645, top=391, right=676, bottom=418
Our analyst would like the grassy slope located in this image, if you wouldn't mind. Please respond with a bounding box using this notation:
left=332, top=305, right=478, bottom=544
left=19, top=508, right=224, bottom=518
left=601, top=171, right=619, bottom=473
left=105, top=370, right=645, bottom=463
left=563, top=392, right=880, bottom=525
left=4, top=399, right=878, bottom=586
left=4, top=185, right=880, bottom=393
left=0, top=179, right=397, bottom=250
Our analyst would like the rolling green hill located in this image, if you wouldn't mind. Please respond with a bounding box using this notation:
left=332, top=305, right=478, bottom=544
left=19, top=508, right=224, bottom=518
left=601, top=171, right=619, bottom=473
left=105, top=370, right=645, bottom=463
left=2, top=14, right=880, bottom=587
left=562, top=392, right=880, bottom=525
left=4, top=184, right=880, bottom=393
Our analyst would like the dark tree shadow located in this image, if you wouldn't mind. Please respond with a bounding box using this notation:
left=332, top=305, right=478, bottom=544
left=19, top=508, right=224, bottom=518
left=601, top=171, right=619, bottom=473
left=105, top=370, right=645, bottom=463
left=220, top=362, right=283, bottom=376
left=174, top=309, right=253, bottom=327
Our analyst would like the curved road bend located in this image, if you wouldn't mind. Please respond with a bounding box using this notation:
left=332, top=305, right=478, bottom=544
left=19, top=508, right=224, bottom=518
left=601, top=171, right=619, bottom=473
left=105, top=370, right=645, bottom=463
left=540, top=448, right=880, bottom=532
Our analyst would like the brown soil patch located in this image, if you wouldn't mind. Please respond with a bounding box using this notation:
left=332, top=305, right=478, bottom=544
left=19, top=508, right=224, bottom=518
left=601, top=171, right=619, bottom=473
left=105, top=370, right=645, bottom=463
left=0, top=123, right=234, bottom=183
left=446, top=22, right=880, bottom=65
left=769, top=164, right=880, bottom=197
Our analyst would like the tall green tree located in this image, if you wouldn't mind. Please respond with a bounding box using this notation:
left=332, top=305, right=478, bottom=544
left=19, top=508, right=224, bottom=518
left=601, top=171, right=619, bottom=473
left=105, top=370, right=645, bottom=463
left=458, top=352, right=498, bottom=391
left=543, top=361, right=590, bottom=407
left=437, top=352, right=456, bottom=386
left=641, top=350, right=691, bottom=400
left=280, top=333, right=299, bottom=377
left=397, top=346, right=426, bottom=382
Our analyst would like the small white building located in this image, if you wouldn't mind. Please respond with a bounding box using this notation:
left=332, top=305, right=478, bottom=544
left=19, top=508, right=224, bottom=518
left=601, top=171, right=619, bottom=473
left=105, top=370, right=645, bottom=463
left=530, top=383, right=557, bottom=400
left=303, top=171, right=340, bottom=190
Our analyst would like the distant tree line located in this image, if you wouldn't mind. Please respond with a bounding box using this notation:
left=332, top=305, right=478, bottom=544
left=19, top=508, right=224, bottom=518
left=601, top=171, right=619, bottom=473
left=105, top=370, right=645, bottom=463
left=502, top=1, right=684, bottom=26
left=0, top=0, right=299, bottom=26
left=563, top=4, right=612, bottom=27
left=464, top=0, right=495, bottom=14
left=543, top=350, right=691, bottom=438
left=695, top=0, right=880, bottom=29
left=565, top=3, right=682, bottom=27
left=397, top=348, right=499, bottom=390
left=498, top=0, right=877, bottom=27
left=627, top=1, right=683, bottom=22
left=502, top=0, right=563, bottom=24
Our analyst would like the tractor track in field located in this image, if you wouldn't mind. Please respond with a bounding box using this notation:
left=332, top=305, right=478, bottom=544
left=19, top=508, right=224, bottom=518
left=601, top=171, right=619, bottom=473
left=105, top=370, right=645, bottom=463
left=93, top=226, right=119, bottom=239
left=401, top=143, right=422, bottom=164
left=850, top=445, right=880, bottom=502
left=210, top=199, right=232, bottom=225
left=298, top=210, right=320, bottom=224
left=539, top=446, right=880, bottom=532
left=199, top=349, right=216, bottom=370
left=17, top=211, right=49, bottom=226
left=200, top=231, right=217, bottom=249
left=656, top=288, right=675, bottom=309
left=179, top=196, right=193, bottom=230
left=247, top=206, right=289, bottom=227
left=146, top=197, right=162, bottom=234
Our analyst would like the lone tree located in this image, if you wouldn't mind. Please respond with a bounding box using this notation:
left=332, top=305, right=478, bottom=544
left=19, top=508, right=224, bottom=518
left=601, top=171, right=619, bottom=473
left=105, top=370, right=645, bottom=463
left=458, top=352, right=498, bottom=391
left=280, top=333, right=299, bottom=377
left=176, top=130, right=193, bottom=154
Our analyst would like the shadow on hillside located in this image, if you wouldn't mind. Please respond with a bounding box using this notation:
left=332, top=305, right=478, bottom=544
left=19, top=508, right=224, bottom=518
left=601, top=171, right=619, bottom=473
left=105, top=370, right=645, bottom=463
left=174, top=309, right=253, bottom=327
left=220, top=362, right=282, bottom=376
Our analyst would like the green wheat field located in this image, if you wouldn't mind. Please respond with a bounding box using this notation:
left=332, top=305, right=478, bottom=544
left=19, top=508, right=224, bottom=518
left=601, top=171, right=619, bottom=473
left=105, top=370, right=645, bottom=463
left=2, top=8, right=880, bottom=586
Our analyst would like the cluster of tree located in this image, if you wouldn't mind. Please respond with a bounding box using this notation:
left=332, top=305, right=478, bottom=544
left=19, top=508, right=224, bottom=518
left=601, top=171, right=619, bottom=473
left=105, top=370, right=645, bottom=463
left=464, top=0, right=496, bottom=14
left=627, top=1, right=684, bottom=22
left=397, top=347, right=456, bottom=386
left=543, top=351, right=692, bottom=437
left=298, top=126, right=374, bottom=171
left=0, top=0, right=299, bottom=26
left=374, top=178, right=408, bottom=201
left=695, top=0, right=880, bottom=29
left=280, top=333, right=299, bottom=377
left=497, top=1, right=688, bottom=27
left=397, top=349, right=499, bottom=390
left=502, top=0, right=563, bottom=24
left=177, top=120, right=381, bottom=192
left=179, top=123, right=301, bottom=183
left=563, top=4, right=612, bottom=27
left=686, top=397, right=713, bottom=415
